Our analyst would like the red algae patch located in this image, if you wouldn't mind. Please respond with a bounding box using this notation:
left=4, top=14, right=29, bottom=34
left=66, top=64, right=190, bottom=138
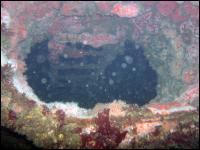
left=147, top=101, right=196, bottom=115
left=156, top=1, right=177, bottom=16
left=111, top=2, right=139, bottom=18
left=80, top=109, right=127, bottom=149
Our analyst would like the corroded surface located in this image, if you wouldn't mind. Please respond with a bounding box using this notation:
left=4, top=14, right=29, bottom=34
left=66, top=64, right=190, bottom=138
left=1, top=67, right=199, bottom=148
left=1, top=1, right=199, bottom=149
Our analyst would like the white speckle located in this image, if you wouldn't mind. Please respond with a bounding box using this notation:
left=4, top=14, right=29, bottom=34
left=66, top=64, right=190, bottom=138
left=80, top=62, right=84, bottom=66
left=83, top=40, right=88, bottom=45
left=74, top=16, right=78, bottom=20
left=132, top=67, right=136, bottom=71
left=1, top=9, right=11, bottom=28
left=47, top=102, right=89, bottom=118
left=1, top=51, right=9, bottom=66
left=176, top=1, right=184, bottom=5
left=63, top=54, right=68, bottom=58
left=124, top=55, right=133, bottom=64
left=112, top=72, right=116, bottom=76
left=121, top=63, right=127, bottom=69
left=68, top=80, right=71, bottom=83
left=82, top=125, right=96, bottom=134
left=109, top=79, right=114, bottom=85
left=85, top=84, right=89, bottom=88
left=7, top=59, right=17, bottom=71
left=190, top=124, right=195, bottom=128
left=100, top=72, right=103, bottom=75
left=41, top=78, right=47, bottom=84
left=135, top=44, right=140, bottom=49
left=191, top=1, right=199, bottom=6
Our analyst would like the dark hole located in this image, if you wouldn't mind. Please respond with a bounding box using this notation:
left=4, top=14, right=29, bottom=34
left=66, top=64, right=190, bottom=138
left=25, top=39, right=158, bottom=108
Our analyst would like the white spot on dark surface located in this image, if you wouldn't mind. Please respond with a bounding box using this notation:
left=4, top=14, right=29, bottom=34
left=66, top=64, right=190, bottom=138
left=109, top=79, right=114, bottom=85
left=121, top=63, right=127, bottom=68
left=135, top=44, right=140, bottom=49
left=41, top=78, right=47, bottom=84
left=132, top=67, right=136, bottom=71
left=63, top=54, right=68, bottom=58
left=80, top=62, right=84, bottom=66
left=124, top=55, right=133, bottom=64
left=112, top=72, right=116, bottom=76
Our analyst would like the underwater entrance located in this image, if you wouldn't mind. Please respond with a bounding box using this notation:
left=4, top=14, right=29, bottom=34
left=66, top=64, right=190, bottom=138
left=25, top=39, right=158, bottom=108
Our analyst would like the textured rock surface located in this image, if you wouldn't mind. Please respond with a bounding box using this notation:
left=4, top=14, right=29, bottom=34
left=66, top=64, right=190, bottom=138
left=1, top=1, right=199, bottom=149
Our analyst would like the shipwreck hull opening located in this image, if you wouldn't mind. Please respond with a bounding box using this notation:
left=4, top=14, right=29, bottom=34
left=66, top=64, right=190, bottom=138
left=24, top=38, right=158, bottom=108
left=1, top=1, right=198, bottom=111
left=1, top=1, right=199, bottom=149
